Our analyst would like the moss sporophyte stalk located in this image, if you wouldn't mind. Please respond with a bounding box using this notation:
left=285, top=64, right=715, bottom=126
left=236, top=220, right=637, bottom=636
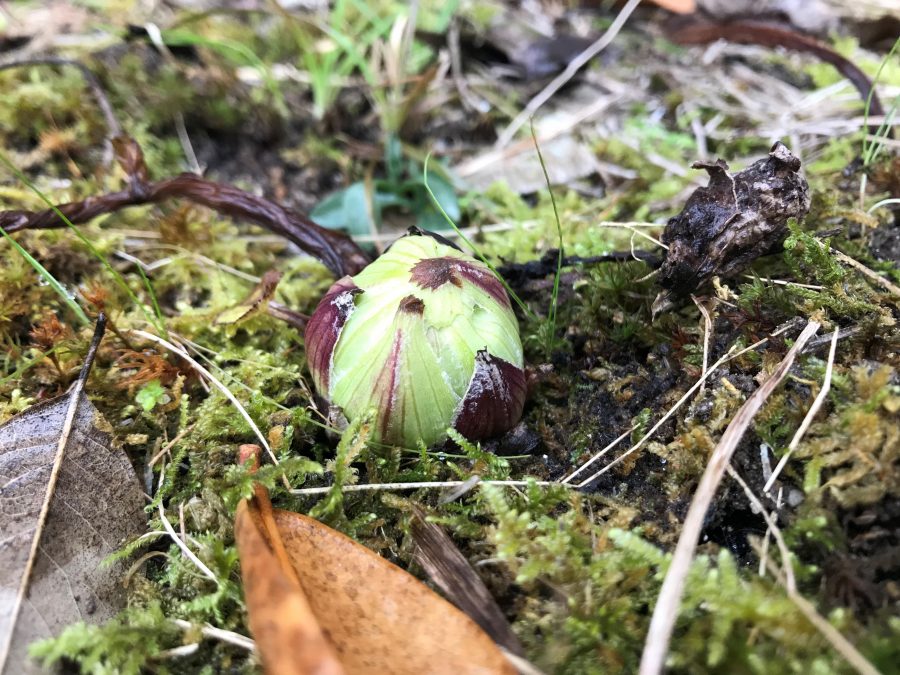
left=305, top=233, right=526, bottom=447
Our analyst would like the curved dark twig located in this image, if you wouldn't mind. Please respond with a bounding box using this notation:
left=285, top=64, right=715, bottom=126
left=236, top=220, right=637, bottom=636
left=498, top=249, right=660, bottom=284
left=1, top=173, right=370, bottom=277
left=0, top=57, right=371, bottom=277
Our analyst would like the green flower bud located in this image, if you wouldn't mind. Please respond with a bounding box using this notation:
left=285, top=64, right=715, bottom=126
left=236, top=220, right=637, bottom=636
left=306, top=234, right=526, bottom=447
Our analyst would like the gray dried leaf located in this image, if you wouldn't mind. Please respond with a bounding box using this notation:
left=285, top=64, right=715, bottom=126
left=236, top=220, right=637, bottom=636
left=654, top=142, right=811, bottom=315
left=0, top=393, right=145, bottom=674
left=410, top=508, right=524, bottom=658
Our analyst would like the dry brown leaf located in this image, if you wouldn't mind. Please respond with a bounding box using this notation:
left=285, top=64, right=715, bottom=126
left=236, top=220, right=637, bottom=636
left=235, top=455, right=515, bottom=675
left=0, top=393, right=146, bottom=674
left=235, top=499, right=344, bottom=675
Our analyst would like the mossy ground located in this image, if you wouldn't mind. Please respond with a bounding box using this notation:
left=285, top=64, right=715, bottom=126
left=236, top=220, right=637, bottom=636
left=1, top=2, right=898, bottom=673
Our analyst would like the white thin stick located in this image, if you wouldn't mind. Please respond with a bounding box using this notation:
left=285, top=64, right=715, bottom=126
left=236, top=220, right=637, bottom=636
left=692, top=295, right=713, bottom=395
left=561, top=425, right=635, bottom=484
left=832, top=248, right=900, bottom=296
left=744, top=274, right=824, bottom=290
left=757, top=555, right=879, bottom=675
left=574, top=320, right=803, bottom=488
left=494, top=0, right=642, bottom=147
left=575, top=335, right=767, bottom=489
left=132, top=330, right=277, bottom=466
left=726, top=466, right=795, bottom=593
left=638, top=321, right=819, bottom=675
left=759, top=485, right=783, bottom=579
left=149, top=423, right=196, bottom=467
left=764, top=328, right=839, bottom=492
left=171, top=619, right=255, bottom=651
left=158, top=503, right=218, bottom=583
left=621, top=224, right=668, bottom=250
left=291, top=479, right=555, bottom=496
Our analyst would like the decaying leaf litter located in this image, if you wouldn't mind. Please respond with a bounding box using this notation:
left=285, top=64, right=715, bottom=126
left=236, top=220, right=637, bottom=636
left=0, top=0, right=898, bottom=673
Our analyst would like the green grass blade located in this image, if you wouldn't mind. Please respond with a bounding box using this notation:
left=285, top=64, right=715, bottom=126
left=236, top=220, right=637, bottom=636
left=0, top=224, right=90, bottom=326
left=530, top=120, right=564, bottom=357
left=0, top=346, right=62, bottom=387
left=136, top=265, right=168, bottom=339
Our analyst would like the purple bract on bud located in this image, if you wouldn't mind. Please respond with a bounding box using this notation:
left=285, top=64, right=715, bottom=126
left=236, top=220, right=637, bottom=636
left=305, top=234, right=526, bottom=447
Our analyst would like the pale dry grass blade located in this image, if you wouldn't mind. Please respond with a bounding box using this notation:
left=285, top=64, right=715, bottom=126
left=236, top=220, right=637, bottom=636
left=132, top=329, right=277, bottom=466
left=495, top=0, right=643, bottom=147
left=638, top=320, right=819, bottom=675
left=765, top=328, right=839, bottom=492
left=291, top=479, right=555, bottom=496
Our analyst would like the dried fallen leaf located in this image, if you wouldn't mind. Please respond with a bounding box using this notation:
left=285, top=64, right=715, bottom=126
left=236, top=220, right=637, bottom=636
left=235, top=448, right=515, bottom=675
left=654, top=141, right=810, bottom=315
left=0, top=317, right=146, bottom=674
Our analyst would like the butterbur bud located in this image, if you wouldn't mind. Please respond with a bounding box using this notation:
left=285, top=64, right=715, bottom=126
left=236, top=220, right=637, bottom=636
left=306, top=234, right=526, bottom=447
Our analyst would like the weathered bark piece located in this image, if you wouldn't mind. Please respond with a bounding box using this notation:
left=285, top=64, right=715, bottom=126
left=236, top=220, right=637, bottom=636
left=654, top=142, right=810, bottom=314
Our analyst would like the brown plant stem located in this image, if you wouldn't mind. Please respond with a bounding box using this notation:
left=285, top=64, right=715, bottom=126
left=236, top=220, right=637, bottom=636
left=0, top=59, right=370, bottom=277
left=1, top=171, right=370, bottom=277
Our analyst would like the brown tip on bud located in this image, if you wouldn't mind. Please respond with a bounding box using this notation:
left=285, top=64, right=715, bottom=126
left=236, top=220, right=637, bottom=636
left=410, top=257, right=464, bottom=290
left=453, top=350, right=526, bottom=441
left=410, top=257, right=511, bottom=309
left=398, top=295, right=425, bottom=315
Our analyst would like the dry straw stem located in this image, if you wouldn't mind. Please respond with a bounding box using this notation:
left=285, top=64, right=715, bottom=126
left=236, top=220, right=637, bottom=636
left=560, top=425, right=635, bottom=485
left=291, top=479, right=554, bottom=497
left=131, top=330, right=278, bottom=466
left=494, top=0, right=643, bottom=147
left=832, top=248, right=900, bottom=296
left=573, top=319, right=802, bottom=489
left=638, top=320, right=820, bottom=675
left=692, top=295, right=713, bottom=394
left=157, top=500, right=218, bottom=584
left=726, top=466, right=796, bottom=593
left=170, top=619, right=255, bottom=652
left=756, top=553, right=880, bottom=675
left=733, top=468, right=879, bottom=675
left=764, top=327, right=839, bottom=492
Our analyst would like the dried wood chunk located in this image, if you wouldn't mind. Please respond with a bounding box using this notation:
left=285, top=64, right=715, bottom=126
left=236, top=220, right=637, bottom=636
left=654, top=142, right=810, bottom=315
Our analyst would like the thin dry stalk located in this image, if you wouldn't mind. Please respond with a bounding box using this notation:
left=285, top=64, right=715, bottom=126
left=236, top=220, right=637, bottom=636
left=638, top=320, right=820, bottom=675
left=765, top=328, right=839, bottom=492
left=726, top=465, right=795, bottom=592
left=692, top=295, right=713, bottom=394
left=755, top=552, right=879, bottom=675
left=150, top=423, right=196, bottom=467
left=560, top=425, right=634, bottom=484
left=171, top=619, right=255, bottom=652
left=291, top=479, right=555, bottom=496
left=758, top=486, right=783, bottom=578
left=157, top=501, right=218, bottom=584
left=132, top=329, right=278, bottom=466
left=832, top=248, right=900, bottom=296
left=495, top=0, right=642, bottom=147
left=575, top=331, right=771, bottom=488
left=575, top=320, right=805, bottom=488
